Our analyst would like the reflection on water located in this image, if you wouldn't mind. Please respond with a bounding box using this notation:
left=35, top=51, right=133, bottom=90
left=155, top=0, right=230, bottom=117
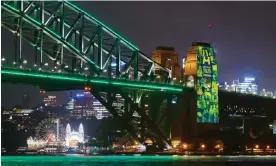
left=1, top=155, right=276, bottom=166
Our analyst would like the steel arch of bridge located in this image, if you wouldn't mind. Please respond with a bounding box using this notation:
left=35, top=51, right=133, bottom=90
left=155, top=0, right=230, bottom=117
left=1, top=0, right=171, bottom=81
left=1, top=0, right=175, bottom=149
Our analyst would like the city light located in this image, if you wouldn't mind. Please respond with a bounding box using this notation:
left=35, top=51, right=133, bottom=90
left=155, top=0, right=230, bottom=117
left=2, top=57, right=5, bottom=61
left=65, top=65, right=69, bottom=68
left=255, top=144, right=259, bottom=149
left=183, top=143, right=187, bottom=149
left=201, top=144, right=206, bottom=149
left=44, top=63, right=48, bottom=66
left=84, top=86, right=91, bottom=91
left=84, top=67, right=88, bottom=70
left=23, top=60, right=27, bottom=64
left=266, top=145, right=270, bottom=149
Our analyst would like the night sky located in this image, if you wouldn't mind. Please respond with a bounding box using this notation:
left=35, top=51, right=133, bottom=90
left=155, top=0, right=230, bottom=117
left=1, top=1, right=276, bottom=108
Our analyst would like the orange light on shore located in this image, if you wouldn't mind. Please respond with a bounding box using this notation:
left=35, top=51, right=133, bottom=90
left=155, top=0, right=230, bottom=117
left=255, top=144, right=259, bottom=149
left=201, top=144, right=206, bottom=149
left=183, top=144, right=187, bottom=149
left=266, top=145, right=270, bottom=149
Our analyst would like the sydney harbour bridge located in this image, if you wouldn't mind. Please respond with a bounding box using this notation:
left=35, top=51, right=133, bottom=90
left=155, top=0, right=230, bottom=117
left=1, top=1, right=276, bottom=150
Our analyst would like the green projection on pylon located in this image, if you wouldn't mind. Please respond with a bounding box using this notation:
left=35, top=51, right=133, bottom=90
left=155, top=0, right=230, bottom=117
left=196, top=45, right=219, bottom=123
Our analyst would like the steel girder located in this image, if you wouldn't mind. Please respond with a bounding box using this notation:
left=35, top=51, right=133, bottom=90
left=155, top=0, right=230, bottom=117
left=91, top=88, right=171, bottom=150
left=219, top=91, right=276, bottom=118
left=1, top=0, right=171, bottom=82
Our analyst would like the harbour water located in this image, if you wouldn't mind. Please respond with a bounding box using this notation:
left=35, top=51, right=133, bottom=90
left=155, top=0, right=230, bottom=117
left=2, top=155, right=276, bottom=166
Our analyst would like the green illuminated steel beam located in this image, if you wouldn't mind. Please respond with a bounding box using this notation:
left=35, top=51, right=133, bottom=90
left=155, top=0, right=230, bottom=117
left=1, top=2, right=100, bottom=72
left=1, top=68, right=183, bottom=92
left=64, top=0, right=139, bottom=51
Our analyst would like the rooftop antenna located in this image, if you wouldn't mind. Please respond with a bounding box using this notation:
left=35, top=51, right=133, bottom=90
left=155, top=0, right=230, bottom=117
left=208, top=24, right=212, bottom=45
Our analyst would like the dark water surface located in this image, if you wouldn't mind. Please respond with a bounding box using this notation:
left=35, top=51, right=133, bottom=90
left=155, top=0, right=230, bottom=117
left=1, top=155, right=276, bottom=166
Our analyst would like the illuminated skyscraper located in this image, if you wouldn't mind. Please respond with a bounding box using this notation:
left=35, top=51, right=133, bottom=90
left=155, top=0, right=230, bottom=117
left=43, top=96, right=57, bottom=107
left=236, top=77, right=258, bottom=94
left=220, top=77, right=258, bottom=95
left=68, top=92, right=95, bottom=119
left=93, top=95, right=110, bottom=120
left=66, top=91, right=111, bottom=119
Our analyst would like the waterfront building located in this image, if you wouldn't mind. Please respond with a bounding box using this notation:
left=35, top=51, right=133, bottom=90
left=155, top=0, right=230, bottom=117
left=65, top=123, right=84, bottom=147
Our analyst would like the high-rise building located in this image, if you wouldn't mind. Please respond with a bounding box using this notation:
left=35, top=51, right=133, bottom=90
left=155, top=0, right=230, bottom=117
left=66, top=91, right=111, bottom=119
left=43, top=96, right=57, bottom=107
left=152, top=46, right=181, bottom=81
left=237, top=77, right=258, bottom=94
left=67, top=92, right=95, bottom=119
left=93, top=95, right=110, bottom=120
left=220, top=77, right=258, bottom=95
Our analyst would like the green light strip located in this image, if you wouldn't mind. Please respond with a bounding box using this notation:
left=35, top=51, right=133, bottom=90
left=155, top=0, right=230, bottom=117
left=1, top=68, right=183, bottom=92
left=1, top=70, right=85, bottom=82
left=111, top=82, right=183, bottom=92
left=64, top=1, right=139, bottom=51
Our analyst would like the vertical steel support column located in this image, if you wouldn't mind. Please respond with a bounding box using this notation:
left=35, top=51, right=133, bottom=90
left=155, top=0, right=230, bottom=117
left=34, top=10, right=38, bottom=65
left=89, top=43, right=95, bottom=75
left=40, top=1, right=44, bottom=66
left=34, top=31, right=38, bottom=65
left=97, top=26, right=103, bottom=69
left=116, top=39, right=121, bottom=77
left=140, top=94, right=145, bottom=140
left=79, top=14, right=84, bottom=69
left=124, top=98, right=128, bottom=114
left=18, top=1, right=23, bottom=63
left=14, top=34, right=18, bottom=63
left=72, top=31, right=77, bottom=71
left=107, top=92, right=112, bottom=116
left=108, top=55, right=112, bottom=77
left=134, top=51, right=138, bottom=80
left=60, top=2, right=64, bottom=65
